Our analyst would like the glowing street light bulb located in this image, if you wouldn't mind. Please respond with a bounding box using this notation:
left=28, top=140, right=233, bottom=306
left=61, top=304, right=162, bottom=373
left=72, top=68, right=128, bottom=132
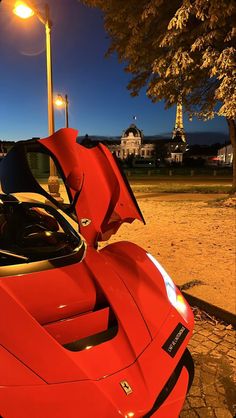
left=55, top=95, right=64, bottom=107
left=13, top=2, right=34, bottom=19
left=55, top=93, right=69, bottom=128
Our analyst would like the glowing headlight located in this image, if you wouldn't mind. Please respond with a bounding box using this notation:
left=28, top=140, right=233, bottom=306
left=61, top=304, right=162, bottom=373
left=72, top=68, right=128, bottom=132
left=147, top=253, right=177, bottom=305
left=147, top=253, right=188, bottom=321
left=165, top=281, right=177, bottom=307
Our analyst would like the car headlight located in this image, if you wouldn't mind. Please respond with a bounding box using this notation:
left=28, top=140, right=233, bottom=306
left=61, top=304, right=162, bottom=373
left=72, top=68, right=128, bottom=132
left=147, top=253, right=188, bottom=321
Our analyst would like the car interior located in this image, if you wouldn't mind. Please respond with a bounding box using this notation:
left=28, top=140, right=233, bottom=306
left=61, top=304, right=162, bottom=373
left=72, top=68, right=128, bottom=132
left=0, top=197, right=82, bottom=265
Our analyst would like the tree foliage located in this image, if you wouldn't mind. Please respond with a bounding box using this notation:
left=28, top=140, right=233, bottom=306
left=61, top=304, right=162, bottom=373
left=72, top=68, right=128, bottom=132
left=82, top=0, right=235, bottom=117
left=81, top=0, right=236, bottom=189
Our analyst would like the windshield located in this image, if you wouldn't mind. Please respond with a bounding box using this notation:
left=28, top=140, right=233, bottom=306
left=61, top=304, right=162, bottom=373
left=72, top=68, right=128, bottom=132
left=0, top=200, right=84, bottom=266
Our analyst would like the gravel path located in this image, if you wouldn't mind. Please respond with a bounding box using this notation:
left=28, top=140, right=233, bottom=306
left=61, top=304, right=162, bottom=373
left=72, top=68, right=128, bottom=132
left=181, top=309, right=236, bottom=418
left=105, top=193, right=236, bottom=314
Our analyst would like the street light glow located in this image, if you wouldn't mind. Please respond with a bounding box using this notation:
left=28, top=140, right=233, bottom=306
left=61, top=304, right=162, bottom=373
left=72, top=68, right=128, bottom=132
left=55, top=95, right=64, bottom=107
left=13, top=1, right=34, bottom=19
left=55, top=94, right=69, bottom=128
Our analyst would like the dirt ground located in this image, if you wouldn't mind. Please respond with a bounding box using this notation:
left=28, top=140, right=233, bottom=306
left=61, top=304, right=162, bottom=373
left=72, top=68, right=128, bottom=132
left=103, top=193, right=236, bottom=315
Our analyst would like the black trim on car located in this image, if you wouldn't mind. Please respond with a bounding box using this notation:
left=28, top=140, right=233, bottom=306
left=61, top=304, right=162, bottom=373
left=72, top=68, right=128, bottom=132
left=0, top=139, right=75, bottom=216
left=63, top=324, right=118, bottom=352
left=0, top=201, right=86, bottom=277
left=0, top=240, right=86, bottom=278
left=162, top=323, right=189, bottom=358
left=143, top=349, right=194, bottom=417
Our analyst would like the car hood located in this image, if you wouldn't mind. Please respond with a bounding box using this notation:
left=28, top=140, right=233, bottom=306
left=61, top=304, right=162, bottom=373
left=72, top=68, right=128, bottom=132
left=0, top=128, right=144, bottom=246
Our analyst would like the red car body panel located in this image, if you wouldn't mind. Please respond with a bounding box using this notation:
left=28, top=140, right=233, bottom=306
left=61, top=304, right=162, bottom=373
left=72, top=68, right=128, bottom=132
left=0, top=129, right=194, bottom=417
left=0, top=247, right=152, bottom=383
left=39, top=128, right=144, bottom=246
left=0, top=322, right=191, bottom=417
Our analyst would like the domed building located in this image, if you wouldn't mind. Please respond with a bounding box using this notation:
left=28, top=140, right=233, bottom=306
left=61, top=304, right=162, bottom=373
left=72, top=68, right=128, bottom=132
left=106, top=101, right=187, bottom=164
left=121, top=124, right=143, bottom=158
left=108, top=124, right=156, bottom=160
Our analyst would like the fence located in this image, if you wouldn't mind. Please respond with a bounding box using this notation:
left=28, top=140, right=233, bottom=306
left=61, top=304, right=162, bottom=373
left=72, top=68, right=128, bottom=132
left=124, top=167, right=232, bottom=178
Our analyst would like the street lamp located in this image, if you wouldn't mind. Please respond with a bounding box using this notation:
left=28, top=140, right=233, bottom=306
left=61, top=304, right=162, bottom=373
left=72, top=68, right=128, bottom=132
left=55, top=93, right=69, bottom=128
left=13, top=1, right=63, bottom=202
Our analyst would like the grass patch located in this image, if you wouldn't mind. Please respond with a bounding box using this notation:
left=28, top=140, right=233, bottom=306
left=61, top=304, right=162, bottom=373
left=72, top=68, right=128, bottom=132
left=131, top=183, right=231, bottom=194
left=36, top=178, right=231, bottom=194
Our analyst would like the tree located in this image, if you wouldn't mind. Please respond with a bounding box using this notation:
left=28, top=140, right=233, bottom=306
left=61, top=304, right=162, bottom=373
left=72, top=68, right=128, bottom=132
left=81, top=0, right=236, bottom=191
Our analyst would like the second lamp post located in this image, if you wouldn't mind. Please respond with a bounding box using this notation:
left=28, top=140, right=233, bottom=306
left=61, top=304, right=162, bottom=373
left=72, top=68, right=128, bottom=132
left=55, top=94, right=69, bottom=128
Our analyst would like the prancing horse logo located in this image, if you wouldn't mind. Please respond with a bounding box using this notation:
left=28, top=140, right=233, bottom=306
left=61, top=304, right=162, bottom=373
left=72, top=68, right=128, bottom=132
left=120, top=380, right=133, bottom=395
left=80, top=218, right=91, bottom=227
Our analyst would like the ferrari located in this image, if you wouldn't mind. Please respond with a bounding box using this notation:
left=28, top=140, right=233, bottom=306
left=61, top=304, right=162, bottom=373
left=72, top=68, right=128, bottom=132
left=0, top=128, right=194, bottom=417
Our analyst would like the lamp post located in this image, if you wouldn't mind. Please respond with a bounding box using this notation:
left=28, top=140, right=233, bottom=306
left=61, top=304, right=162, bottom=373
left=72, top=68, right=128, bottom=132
left=13, top=1, right=63, bottom=202
left=55, top=93, right=69, bottom=128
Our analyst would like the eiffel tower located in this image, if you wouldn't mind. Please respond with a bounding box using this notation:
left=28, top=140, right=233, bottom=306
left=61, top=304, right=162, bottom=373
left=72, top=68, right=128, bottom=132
left=172, top=98, right=186, bottom=143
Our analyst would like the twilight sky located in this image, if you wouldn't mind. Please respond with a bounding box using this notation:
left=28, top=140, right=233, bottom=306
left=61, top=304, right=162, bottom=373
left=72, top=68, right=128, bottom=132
left=0, top=0, right=229, bottom=141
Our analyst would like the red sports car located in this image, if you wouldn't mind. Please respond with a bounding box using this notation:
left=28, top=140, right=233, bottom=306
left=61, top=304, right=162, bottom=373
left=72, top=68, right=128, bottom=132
left=0, top=128, right=194, bottom=417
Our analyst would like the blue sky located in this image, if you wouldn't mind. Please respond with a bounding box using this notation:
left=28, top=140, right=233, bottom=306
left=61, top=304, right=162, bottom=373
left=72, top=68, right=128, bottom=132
left=0, top=0, right=229, bottom=141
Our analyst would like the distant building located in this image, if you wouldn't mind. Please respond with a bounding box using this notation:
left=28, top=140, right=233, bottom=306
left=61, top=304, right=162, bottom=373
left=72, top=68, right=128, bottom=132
left=0, top=102, right=188, bottom=173
left=98, top=102, right=187, bottom=164
left=108, top=124, right=156, bottom=160
left=170, top=99, right=186, bottom=163
left=217, top=144, right=233, bottom=166
left=172, top=99, right=186, bottom=143
left=184, top=143, right=224, bottom=166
